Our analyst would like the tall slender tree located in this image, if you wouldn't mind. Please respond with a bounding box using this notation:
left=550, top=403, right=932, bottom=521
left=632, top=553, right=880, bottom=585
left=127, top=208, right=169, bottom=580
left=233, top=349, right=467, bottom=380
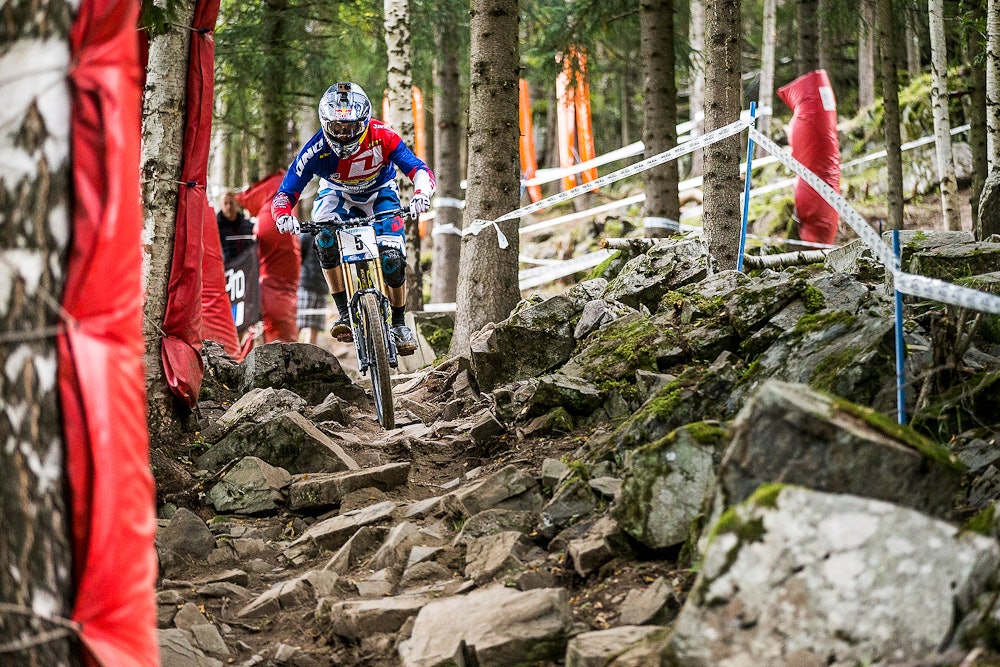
left=689, top=0, right=706, bottom=174
left=797, top=0, right=820, bottom=75
left=877, top=0, right=905, bottom=230
left=703, top=0, right=743, bottom=270
left=640, top=0, right=680, bottom=237
left=758, top=0, right=777, bottom=145
left=987, top=0, right=1000, bottom=168
left=858, top=0, right=876, bottom=109
left=905, top=3, right=923, bottom=80
left=0, top=2, right=77, bottom=665
left=966, top=2, right=988, bottom=230
left=450, top=0, right=521, bottom=355
left=140, top=0, right=198, bottom=434
left=927, top=0, right=962, bottom=230
left=430, top=11, right=464, bottom=303
left=385, top=0, right=422, bottom=310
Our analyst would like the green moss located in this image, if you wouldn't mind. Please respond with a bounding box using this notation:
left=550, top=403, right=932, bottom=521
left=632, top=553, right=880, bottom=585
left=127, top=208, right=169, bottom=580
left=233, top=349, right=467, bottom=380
left=630, top=366, right=704, bottom=422
left=747, top=483, right=785, bottom=509
left=962, top=504, right=997, bottom=537
left=421, top=324, right=453, bottom=356
left=580, top=316, right=662, bottom=385
left=829, top=395, right=964, bottom=472
left=800, top=284, right=825, bottom=313
left=791, top=310, right=856, bottom=337
left=684, top=421, right=728, bottom=446
left=587, top=249, right=622, bottom=280
left=809, top=346, right=865, bottom=392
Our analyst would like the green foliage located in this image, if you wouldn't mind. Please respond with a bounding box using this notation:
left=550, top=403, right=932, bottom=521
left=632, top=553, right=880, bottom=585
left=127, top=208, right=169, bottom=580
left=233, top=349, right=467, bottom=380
left=961, top=504, right=996, bottom=537
left=140, top=0, right=188, bottom=37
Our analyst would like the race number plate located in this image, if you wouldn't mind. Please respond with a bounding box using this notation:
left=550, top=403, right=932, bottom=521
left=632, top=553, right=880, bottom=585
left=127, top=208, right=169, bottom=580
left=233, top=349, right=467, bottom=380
left=338, top=225, right=378, bottom=263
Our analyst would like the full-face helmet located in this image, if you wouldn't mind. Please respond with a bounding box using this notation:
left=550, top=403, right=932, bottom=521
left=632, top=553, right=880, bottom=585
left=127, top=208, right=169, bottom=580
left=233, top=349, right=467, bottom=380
left=318, top=82, right=372, bottom=158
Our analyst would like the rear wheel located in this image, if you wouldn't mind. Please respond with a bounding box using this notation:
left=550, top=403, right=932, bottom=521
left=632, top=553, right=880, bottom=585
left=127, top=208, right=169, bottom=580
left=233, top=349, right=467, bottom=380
left=360, top=292, right=394, bottom=429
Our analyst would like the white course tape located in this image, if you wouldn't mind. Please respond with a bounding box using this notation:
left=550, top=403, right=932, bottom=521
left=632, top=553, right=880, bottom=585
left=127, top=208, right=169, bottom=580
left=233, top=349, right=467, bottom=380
left=432, top=223, right=462, bottom=237
left=748, top=128, right=899, bottom=273
left=643, top=217, right=680, bottom=231
left=434, top=196, right=464, bottom=209
left=750, top=127, right=1000, bottom=315
left=465, top=116, right=755, bottom=247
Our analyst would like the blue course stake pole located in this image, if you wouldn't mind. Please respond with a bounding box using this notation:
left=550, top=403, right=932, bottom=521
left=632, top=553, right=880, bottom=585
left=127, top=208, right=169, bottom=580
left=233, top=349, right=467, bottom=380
left=737, top=102, right=756, bottom=273
left=893, top=230, right=907, bottom=425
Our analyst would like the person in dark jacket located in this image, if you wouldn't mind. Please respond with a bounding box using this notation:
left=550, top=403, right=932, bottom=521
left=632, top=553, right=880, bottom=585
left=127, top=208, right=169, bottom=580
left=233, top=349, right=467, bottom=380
left=216, top=190, right=254, bottom=264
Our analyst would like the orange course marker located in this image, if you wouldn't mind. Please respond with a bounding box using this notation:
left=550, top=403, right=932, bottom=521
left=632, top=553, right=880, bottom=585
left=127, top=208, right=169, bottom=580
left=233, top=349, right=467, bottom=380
left=555, top=58, right=578, bottom=192
left=572, top=48, right=598, bottom=185
left=519, top=79, right=543, bottom=203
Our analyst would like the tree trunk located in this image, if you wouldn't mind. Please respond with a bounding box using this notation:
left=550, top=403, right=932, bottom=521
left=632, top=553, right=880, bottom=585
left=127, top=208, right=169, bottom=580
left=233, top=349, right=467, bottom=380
left=140, top=0, right=197, bottom=435
left=817, top=0, right=831, bottom=73
left=877, top=0, right=904, bottom=230
left=703, top=0, right=743, bottom=270
left=967, top=5, right=989, bottom=228
left=620, top=64, right=633, bottom=147
left=449, top=0, right=521, bottom=356
left=758, top=0, right=777, bottom=145
left=430, top=17, right=463, bottom=304
left=384, top=0, right=422, bottom=311
left=0, top=3, right=77, bottom=665
left=262, top=0, right=290, bottom=173
left=640, top=0, right=680, bottom=237
left=797, top=0, right=819, bottom=75
left=905, top=3, right=922, bottom=81
left=988, top=0, right=1000, bottom=168
left=927, top=0, right=962, bottom=231
left=858, top=0, right=876, bottom=109
left=689, top=0, right=706, bottom=174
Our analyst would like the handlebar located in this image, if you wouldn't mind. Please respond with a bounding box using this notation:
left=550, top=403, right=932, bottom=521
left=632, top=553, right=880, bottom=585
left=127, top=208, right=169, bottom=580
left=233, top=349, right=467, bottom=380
left=299, top=208, right=410, bottom=234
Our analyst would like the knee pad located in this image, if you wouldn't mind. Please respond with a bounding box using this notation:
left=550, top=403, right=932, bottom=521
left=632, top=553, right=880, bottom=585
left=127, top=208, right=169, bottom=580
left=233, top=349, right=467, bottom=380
left=380, top=247, right=406, bottom=288
left=315, top=230, right=341, bottom=269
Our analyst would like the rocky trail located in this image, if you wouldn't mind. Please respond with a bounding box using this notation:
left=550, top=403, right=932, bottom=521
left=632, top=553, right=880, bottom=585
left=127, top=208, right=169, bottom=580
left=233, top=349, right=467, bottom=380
left=152, top=228, right=1000, bottom=667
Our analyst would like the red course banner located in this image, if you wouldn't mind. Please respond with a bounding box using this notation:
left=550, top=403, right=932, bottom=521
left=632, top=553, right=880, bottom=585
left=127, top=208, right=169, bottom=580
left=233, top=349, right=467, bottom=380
left=65, top=0, right=158, bottom=664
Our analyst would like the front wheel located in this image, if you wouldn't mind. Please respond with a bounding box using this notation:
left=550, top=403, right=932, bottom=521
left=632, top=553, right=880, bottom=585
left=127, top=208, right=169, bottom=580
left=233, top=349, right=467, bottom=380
left=360, top=292, right=394, bottom=430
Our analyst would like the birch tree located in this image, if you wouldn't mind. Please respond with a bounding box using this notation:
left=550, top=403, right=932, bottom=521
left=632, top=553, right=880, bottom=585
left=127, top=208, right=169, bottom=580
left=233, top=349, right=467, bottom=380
left=858, top=0, right=876, bottom=109
left=966, top=3, right=988, bottom=227
left=703, top=0, right=743, bottom=270
left=927, top=0, right=962, bottom=230
left=689, top=0, right=706, bottom=174
left=450, top=0, right=520, bottom=355
left=430, top=13, right=463, bottom=304
left=140, top=1, right=197, bottom=435
left=640, top=0, right=680, bottom=237
left=988, top=0, right=1000, bottom=168
left=384, top=0, right=422, bottom=311
left=0, top=3, right=77, bottom=664
left=877, top=0, right=904, bottom=230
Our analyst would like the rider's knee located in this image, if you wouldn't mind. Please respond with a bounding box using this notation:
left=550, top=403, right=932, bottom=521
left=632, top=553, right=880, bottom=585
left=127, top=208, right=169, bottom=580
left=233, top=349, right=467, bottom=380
left=315, top=231, right=341, bottom=269
left=379, top=246, right=406, bottom=288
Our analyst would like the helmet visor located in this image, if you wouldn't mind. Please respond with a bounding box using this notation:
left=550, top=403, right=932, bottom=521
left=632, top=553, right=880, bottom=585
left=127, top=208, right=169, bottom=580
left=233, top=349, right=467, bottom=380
left=325, top=119, right=365, bottom=142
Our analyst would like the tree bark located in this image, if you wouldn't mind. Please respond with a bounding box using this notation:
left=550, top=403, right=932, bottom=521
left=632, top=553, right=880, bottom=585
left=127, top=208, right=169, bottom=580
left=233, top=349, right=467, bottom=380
left=758, top=0, right=777, bottom=145
left=927, top=0, right=962, bottom=231
left=703, top=0, right=743, bottom=270
left=449, top=0, right=521, bottom=356
left=689, top=0, right=706, bottom=174
left=384, top=0, right=422, bottom=311
left=877, top=0, right=904, bottom=230
left=140, top=0, right=197, bottom=436
left=797, top=0, right=819, bottom=76
left=987, top=0, right=1000, bottom=169
left=0, top=1, right=78, bottom=664
left=905, top=3, right=922, bottom=81
left=966, top=4, right=989, bottom=228
left=430, top=17, right=463, bottom=304
left=640, top=0, right=680, bottom=237
left=262, top=0, right=290, bottom=174
left=858, top=0, right=876, bottom=109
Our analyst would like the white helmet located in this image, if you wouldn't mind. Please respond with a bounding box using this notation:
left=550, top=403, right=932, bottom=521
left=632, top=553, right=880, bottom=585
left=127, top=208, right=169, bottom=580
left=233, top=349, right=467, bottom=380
left=318, top=82, right=372, bottom=158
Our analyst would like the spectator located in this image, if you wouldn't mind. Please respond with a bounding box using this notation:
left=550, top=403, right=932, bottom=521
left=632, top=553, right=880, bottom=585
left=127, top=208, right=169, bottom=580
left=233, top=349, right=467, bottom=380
left=216, top=190, right=253, bottom=264
left=297, top=232, right=329, bottom=345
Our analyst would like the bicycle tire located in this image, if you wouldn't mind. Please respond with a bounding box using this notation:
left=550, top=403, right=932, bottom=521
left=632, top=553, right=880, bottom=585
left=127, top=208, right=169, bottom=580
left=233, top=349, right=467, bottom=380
left=360, top=292, right=394, bottom=430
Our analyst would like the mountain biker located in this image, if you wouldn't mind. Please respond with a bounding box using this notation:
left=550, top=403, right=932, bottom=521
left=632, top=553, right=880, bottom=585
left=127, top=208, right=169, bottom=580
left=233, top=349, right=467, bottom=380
left=271, top=81, right=435, bottom=355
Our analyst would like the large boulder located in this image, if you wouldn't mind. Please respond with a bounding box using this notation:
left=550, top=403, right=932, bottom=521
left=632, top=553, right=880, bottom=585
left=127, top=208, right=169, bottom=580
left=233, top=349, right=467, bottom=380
left=195, top=411, right=359, bottom=475
left=720, top=380, right=964, bottom=519
left=666, top=486, right=999, bottom=665
left=602, top=236, right=708, bottom=311
left=470, top=280, right=606, bottom=392
left=239, top=342, right=363, bottom=405
left=977, top=165, right=1000, bottom=240
left=613, top=422, right=729, bottom=550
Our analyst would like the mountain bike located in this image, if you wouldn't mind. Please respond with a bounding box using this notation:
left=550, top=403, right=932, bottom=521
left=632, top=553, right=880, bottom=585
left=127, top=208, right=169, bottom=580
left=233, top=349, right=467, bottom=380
left=301, top=209, right=410, bottom=430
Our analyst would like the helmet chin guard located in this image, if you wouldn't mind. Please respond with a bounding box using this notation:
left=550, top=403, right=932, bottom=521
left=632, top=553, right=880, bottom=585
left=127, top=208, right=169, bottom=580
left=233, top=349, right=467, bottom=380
left=319, top=82, right=372, bottom=157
